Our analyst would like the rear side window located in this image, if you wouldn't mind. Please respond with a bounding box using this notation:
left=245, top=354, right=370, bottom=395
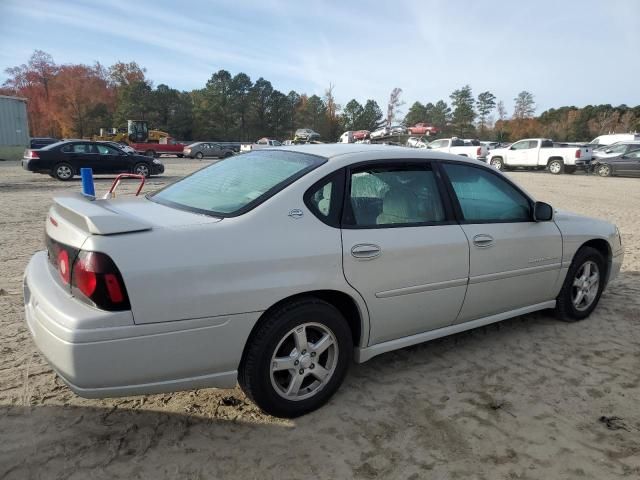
left=345, top=164, right=445, bottom=227
left=151, top=150, right=324, bottom=217
left=442, top=164, right=531, bottom=223
left=304, top=171, right=344, bottom=227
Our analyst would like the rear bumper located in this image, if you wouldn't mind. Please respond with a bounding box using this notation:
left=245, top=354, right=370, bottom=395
left=24, top=251, right=260, bottom=398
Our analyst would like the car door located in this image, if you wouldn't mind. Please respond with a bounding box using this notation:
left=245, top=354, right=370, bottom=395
left=614, top=150, right=640, bottom=176
left=210, top=144, right=223, bottom=158
left=340, top=161, right=470, bottom=345
left=68, top=143, right=100, bottom=172
left=95, top=144, right=128, bottom=173
left=505, top=140, right=530, bottom=165
left=440, top=162, right=563, bottom=323
left=523, top=140, right=540, bottom=166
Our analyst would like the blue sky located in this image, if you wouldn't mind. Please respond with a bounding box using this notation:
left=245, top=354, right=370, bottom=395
left=1, top=0, right=639, bottom=116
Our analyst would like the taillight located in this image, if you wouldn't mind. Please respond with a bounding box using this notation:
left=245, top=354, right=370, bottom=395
left=575, top=149, right=581, bottom=159
left=477, top=147, right=482, bottom=156
left=46, top=236, right=130, bottom=311
left=27, top=150, right=40, bottom=159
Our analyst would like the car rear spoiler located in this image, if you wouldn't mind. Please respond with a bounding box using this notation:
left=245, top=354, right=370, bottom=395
left=52, top=193, right=152, bottom=235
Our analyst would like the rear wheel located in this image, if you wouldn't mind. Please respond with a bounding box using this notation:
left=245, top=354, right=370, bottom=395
left=53, top=163, right=74, bottom=181
left=195, top=152, right=203, bottom=160
left=239, top=298, right=352, bottom=418
left=555, top=247, right=606, bottom=321
left=133, top=162, right=151, bottom=178
left=224, top=151, right=233, bottom=158
left=548, top=159, right=564, bottom=174
left=490, top=157, right=504, bottom=171
left=597, top=164, right=612, bottom=177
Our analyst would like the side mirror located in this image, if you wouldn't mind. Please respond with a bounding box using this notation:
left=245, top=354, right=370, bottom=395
left=533, top=201, right=553, bottom=222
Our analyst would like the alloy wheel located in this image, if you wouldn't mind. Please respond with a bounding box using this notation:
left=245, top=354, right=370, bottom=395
left=270, top=322, right=339, bottom=401
left=56, top=165, right=72, bottom=180
left=572, top=260, right=600, bottom=311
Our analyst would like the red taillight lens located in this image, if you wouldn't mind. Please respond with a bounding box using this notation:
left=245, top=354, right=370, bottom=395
left=575, top=149, right=581, bottom=159
left=104, top=273, right=124, bottom=303
left=477, top=147, right=482, bottom=156
left=28, top=150, right=40, bottom=159
left=72, top=255, right=97, bottom=297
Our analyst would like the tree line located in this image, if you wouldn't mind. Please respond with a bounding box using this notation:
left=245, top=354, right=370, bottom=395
left=2, top=50, right=639, bottom=143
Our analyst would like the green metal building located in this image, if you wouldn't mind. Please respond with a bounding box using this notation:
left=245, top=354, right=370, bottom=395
left=0, top=95, right=29, bottom=161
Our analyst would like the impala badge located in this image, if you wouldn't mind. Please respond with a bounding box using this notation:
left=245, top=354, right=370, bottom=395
left=288, top=209, right=304, bottom=219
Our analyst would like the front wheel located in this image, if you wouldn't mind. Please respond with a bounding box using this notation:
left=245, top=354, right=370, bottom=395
left=490, top=157, right=504, bottom=170
left=597, top=164, right=612, bottom=177
left=239, top=298, right=352, bottom=418
left=555, top=247, right=606, bottom=321
left=133, top=162, right=151, bottom=178
left=548, top=159, right=564, bottom=174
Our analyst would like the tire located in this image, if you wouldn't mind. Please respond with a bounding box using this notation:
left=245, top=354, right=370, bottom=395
left=239, top=297, right=352, bottom=418
left=548, top=159, right=564, bottom=174
left=53, top=162, right=74, bottom=181
left=144, top=149, right=156, bottom=158
left=555, top=246, right=606, bottom=322
left=177, top=154, right=184, bottom=158
left=489, top=157, right=504, bottom=171
left=224, top=151, right=233, bottom=158
left=195, top=152, right=203, bottom=160
left=133, top=162, right=151, bottom=178
left=597, top=164, right=612, bottom=177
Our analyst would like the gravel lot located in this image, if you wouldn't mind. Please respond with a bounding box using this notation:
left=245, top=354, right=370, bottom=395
left=1, top=158, right=639, bottom=479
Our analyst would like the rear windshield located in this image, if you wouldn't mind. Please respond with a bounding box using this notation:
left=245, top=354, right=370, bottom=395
left=150, top=150, right=325, bottom=216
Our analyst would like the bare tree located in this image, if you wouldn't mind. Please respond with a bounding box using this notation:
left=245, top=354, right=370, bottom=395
left=513, top=91, right=536, bottom=119
left=496, top=100, right=507, bottom=122
left=386, top=87, right=404, bottom=127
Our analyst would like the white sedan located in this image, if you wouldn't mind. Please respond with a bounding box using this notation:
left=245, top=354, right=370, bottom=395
left=24, top=145, right=623, bottom=417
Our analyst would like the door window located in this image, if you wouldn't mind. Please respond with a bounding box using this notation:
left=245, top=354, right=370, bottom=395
left=72, top=144, right=96, bottom=154
left=626, top=150, right=640, bottom=158
left=510, top=141, right=530, bottom=150
left=345, top=164, right=445, bottom=227
left=96, top=144, right=119, bottom=155
left=443, top=163, right=531, bottom=223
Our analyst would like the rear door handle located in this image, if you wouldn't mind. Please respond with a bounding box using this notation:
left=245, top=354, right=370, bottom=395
left=472, top=234, right=495, bottom=248
left=351, top=244, right=381, bottom=259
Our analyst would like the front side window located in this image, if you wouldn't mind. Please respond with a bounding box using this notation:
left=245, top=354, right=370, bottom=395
left=626, top=150, right=640, bottom=159
left=346, top=164, right=445, bottom=227
left=607, top=144, right=628, bottom=154
left=443, top=163, right=531, bottom=223
left=510, top=141, right=530, bottom=150
left=151, top=150, right=324, bottom=216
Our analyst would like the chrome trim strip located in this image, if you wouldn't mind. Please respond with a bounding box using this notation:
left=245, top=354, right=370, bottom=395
left=469, top=263, right=561, bottom=285
left=375, top=277, right=468, bottom=298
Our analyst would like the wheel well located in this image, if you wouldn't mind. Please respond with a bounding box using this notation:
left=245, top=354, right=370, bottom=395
left=248, top=290, right=363, bottom=348
left=547, top=156, right=563, bottom=165
left=580, top=238, right=612, bottom=282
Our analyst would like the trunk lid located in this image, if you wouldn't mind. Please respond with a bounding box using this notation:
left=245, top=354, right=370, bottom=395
left=46, top=193, right=221, bottom=249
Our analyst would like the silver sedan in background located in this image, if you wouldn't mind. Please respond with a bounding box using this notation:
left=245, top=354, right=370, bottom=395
left=183, top=142, right=234, bottom=159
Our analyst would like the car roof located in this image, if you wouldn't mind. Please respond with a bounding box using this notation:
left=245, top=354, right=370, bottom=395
left=273, top=143, right=479, bottom=164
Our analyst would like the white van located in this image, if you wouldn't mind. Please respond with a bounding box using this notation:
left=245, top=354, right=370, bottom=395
left=589, top=133, right=640, bottom=147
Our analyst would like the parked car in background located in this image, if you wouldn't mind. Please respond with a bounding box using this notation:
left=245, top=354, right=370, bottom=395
left=352, top=130, right=370, bottom=141
left=100, top=141, right=135, bottom=155
left=589, top=133, right=640, bottom=148
left=389, top=125, right=407, bottom=135
left=294, top=128, right=320, bottom=142
left=30, top=137, right=59, bottom=149
left=406, top=136, right=428, bottom=148
left=185, top=142, right=235, bottom=158
left=592, top=148, right=640, bottom=177
left=407, top=123, right=439, bottom=136
left=370, top=127, right=390, bottom=139
left=130, top=138, right=185, bottom=158
left=239, top=138, right=282, bottom=153
left=24, top=144, right=623, bottom=419
left=428, top=138, right=488, bottom=161
left=22, top=140, right=164, bottom=180
left=487, top=139, right=592, bottom=174
left=591, top=141, right=640, bottom=160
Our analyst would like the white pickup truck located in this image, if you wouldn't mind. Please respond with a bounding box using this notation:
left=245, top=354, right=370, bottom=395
left=428, top=138, right=488, bottom=161
left=487, top=138, right=592, bottom=174
left=240, top=138, right=282, bottom=153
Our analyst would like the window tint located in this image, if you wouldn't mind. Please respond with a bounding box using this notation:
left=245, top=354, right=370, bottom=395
left=540, top=140, right=553, bottom=148
left=151, top=150, right=323, bottom=216
left=443, top=164, right=531, bottom=223
left=305, top=171, right=343, bottom=226
left=346, top=165, right=445, bottom=227
left=71, top=144, right=96, bottom=154
left=96, top=144, right=119, bottom=155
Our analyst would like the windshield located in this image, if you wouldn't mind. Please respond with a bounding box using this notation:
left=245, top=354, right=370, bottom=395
left=150, top=150, right=324, bottom=216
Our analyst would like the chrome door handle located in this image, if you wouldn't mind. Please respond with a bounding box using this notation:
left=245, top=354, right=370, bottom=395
left=473, top=234, right=495, bottom=248
left=351, top=244, right=381, bottom=259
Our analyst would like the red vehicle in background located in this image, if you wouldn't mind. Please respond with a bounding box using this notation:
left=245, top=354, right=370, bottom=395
left=129, top=138, right=185, bottom=158
left=352, top=130, right=370, bottom=140
left=407, top=123, right=439, bottom=136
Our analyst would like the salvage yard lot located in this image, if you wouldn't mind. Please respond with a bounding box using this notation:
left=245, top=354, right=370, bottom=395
left=1, top=159, right=639, bottom=479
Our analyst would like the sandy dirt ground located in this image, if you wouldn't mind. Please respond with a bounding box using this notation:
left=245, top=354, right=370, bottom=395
left=0, top=158, right=639, bottom=479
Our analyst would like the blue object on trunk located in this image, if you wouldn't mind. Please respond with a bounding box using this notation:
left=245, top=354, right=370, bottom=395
left=81, top=168, right=96, bottom=198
